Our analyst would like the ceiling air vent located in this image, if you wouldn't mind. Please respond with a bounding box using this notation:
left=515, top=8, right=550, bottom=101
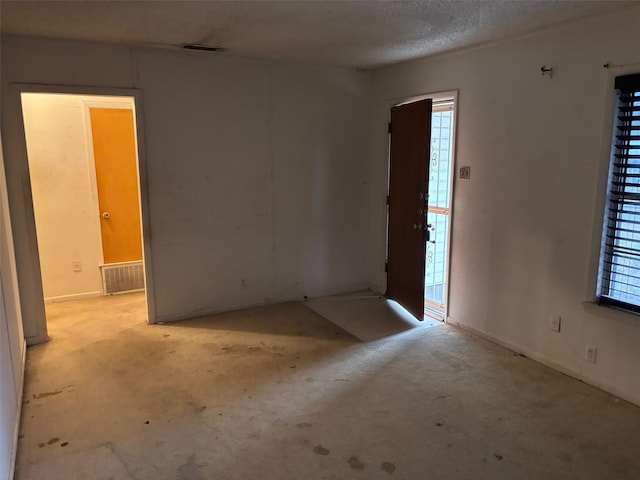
left=181, top=43, right=226, bottom=52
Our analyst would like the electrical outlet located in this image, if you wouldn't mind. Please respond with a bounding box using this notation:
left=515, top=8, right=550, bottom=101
left=585, top=345, right=598, bottom=364
left=459, top=166, right=471, bottom=180
left=550, top=315, right=561, bottom=332
left=72, top=260, right=82, bottom=272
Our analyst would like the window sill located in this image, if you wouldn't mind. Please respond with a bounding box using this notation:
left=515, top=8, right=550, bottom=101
left=582, top=300, right=640, bottom=327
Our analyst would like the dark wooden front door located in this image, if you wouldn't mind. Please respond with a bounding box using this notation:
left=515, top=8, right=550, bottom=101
left=386, top=99, right=432, bottom=320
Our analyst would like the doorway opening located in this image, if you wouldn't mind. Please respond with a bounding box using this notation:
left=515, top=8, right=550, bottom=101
left=424, top=97, right=456, bottom=320
left=20, top=92, right=148, bottom=326
left=385, top=92, right=456, bottom=322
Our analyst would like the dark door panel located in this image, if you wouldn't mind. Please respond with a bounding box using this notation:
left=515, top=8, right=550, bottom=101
left=386, top=99, right=432, bottom=320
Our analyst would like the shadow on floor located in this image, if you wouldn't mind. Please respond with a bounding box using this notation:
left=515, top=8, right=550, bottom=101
left=157, top=301, right=359, bottom=342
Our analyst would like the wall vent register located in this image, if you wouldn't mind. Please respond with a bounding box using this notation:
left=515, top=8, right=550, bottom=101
left=101, top=261, right=145, bottom=295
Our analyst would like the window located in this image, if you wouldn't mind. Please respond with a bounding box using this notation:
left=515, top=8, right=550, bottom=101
left=597, top=73, right=640, bottom=312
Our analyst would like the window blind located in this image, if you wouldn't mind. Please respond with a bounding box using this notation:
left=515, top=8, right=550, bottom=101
left=599, top=73, right=640, bottom=312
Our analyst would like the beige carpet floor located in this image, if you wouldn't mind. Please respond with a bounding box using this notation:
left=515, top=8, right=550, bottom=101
left=14, top=292, right=640, bottom=479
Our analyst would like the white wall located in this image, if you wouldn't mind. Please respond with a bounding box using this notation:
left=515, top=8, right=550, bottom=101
left=0, top=127, right=25, bottom=480
left=1, top=35, right=371, bottom=341
left=369, top=6, right=640, bottom=405
left=21, top=94, right=135, bottom=302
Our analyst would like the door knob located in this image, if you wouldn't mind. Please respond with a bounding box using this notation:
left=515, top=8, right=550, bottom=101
left=102, top=212, right=111, bottom=219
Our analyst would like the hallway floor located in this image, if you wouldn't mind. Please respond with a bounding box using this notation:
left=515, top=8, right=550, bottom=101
left=15, top=293, right=640, bottom=479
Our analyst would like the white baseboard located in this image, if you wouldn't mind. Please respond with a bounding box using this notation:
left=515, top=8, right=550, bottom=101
left=446, top=316, right=640, bottom=408
left=44, top=291, right=101, bottom=304
left=300, top=284, right=370, bottom=301
left=9, top=339, right=26, bottom=480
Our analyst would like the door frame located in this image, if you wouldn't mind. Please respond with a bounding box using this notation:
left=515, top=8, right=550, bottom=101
left=3, top=83, right=156, bottom=345
left=423, top=96, right=458, bottom=320
left=383, top=90, right=458, bottom=321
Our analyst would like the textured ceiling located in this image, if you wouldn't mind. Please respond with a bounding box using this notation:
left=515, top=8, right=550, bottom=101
left=0, top=1, right=631, bottom=68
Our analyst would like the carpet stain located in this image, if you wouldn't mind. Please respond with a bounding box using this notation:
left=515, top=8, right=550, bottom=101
left=221, top=345, right=263, bottom=354
left=313, top=445, right=330, bottom=456
left=296, top=422, right=313, bottom=428
left=47, top=437, right=60, bottom=445
left=176, top=454, right=203, bottom=480
left=348, top=456, right=365, bottom=470
left=33, top=390, right=63, bottom=399
left=557, top=452, right=572, bottom=463
left=381, top=462, right=396, bottom=474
